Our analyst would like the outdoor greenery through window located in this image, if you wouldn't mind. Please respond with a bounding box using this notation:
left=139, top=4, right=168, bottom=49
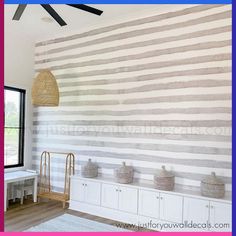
left=4, top=86, right=25, bottom=168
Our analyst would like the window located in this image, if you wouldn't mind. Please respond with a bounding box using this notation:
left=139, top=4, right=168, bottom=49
left=4, top=86, right=25, bottom=168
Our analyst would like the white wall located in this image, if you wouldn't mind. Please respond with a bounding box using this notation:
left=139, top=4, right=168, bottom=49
left=33, top=5, right=231, bottom=192
left=4, top=5, right=231, bottom=192
left=4, top=24, right=35, bottom=171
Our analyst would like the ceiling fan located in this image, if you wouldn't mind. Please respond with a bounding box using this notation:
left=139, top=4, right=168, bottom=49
left=12, top=4, right=103, bottom=26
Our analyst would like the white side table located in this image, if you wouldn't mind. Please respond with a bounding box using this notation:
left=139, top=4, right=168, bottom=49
left=4, top=170, right=38, bottom=211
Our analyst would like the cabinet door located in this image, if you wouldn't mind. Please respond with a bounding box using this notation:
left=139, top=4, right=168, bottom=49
left=101, top=183, right=119, bottom=209
left=119, top=186, right=138, bottom=214
left=183, top=197, right=209, bottom=228
left=84, top=181, right=101, bottom=206
left=70, top=178, right=85, bottom=202
left=209, top=201, right=231, bottom=232
left=139, top=189, right=160, bottom=219
left=160, top=193, right=183, bottom=223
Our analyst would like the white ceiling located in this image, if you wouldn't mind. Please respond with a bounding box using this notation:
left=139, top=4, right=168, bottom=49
left=4, top=4, right=183, bottom=42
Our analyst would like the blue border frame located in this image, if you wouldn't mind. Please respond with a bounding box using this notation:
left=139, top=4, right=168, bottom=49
left=2, top=0, right=233, bottom=233
left=4, top=0, right=233, bottom=4
left=231, top=1, right=234, bottom=235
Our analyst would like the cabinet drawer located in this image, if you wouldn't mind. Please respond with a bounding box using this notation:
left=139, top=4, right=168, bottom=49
left=209, top=201, right=231, bottom=232
left=70, top=178, right=85, bottom=202
left=101, top=183, right=119, bottom=209
left=119, top=186, right=138, bottom=214
left=70, top=179, right=101, bottom=205
left=139, top=189, right=159, bottom=219
left=85, top=181, right=101, bottom=206
left=160, top=193, right=183, bottom=223
left=183, top=197, right=209, bottom=228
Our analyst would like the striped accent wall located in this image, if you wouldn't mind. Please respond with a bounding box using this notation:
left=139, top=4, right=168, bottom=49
left=33, top=4, right=232, bottom=192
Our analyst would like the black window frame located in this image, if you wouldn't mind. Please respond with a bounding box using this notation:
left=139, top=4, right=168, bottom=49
left=4, top=86, right=26, bottom=168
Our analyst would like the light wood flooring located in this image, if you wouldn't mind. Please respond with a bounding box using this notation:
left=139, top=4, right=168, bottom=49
left=5, top=197, right=152, bottom=232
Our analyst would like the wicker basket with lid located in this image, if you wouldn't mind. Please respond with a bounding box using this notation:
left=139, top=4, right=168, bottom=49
left=114, top=162, right=134, bottom=184
left=201, top=172, right=225, bottom=198
left=81, top=159, right=98, bottom=178
left=154, top=165, right=175, bottom=191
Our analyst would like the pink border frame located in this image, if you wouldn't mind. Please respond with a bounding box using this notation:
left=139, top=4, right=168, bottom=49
left=1, top=1, right=4, bottom=232
left=0, top=2, right=232, bottom=235
left=0, top=232, right=233, bottom=235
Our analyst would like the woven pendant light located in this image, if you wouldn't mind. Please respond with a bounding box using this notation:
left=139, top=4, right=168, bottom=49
left=32, top=70, right=59, bottom=106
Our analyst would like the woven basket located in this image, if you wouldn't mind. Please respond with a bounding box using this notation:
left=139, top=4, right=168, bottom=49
left=201, top=172, right=225, bottom=198
left=81, top=159, right=98, bottom=178
left=114, top=162, right=134, bottom=184
left=154, top=166, right=175, bottom=191
left=32, top=70, right=59, bottom=106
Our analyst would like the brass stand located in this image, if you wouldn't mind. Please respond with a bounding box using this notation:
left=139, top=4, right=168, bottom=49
left=38, top=151, right=75, bottom=208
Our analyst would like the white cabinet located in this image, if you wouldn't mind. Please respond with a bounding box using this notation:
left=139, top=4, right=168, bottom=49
left=101, top=183, right=119, bottom=209
left=119, top=186, right=138, bottom=214
left=84, top=181, right=101, bottom=205
left=70, top=176, right=231, bottom=232
left=101, top=184, right=138, bottom=214
left=139, top=190, right=183, bottom=223
left=183, top=197, right=232, bottom=232
left=209, top=201, right=231, bottom=232
left=160, top=193, right=183, bottom=223
left=139, top=189, right=160, bottom=219
left=70, top=178, right=85, bottom=202
left=183, top=197, right=209, bottom=227
left=70, top=178, right=101, bottom=205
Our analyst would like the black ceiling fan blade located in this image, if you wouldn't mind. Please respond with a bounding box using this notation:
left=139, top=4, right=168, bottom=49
left=41, top=4, right=67, bottom=26
left=67, top=4, right=103, bottom=16
left=12, top=4, right=27, bottom=20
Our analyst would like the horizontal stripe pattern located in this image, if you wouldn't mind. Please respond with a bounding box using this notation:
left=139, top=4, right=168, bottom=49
left=33, top=107, right=231, bottom=116
left=31, top=148, right=231, bottom=175
left=57, top=67, right=231, bottom=87
left=32, top=137, right=231, bottom=156
left=36, top=40, right=231, bottom=71
left=35, top=9, right=231, bottom=56
left=33, top=126, right=231, bottom=138
left=33, top=4, right=232, bottom=192
left=33, top=120, right=232, bottom=127
left=35, top=5, right=225, bottom=47
left=35, top=26, right=231, bottom=65
left=57, top=93, right=231, bottom=107
left=31, top=162, right=232, bottom=185
left=53, top=53, right=231, bottom=79
left=33, top=130, right=232, bottom=142
left=59, top=79, right=231, bottom=96
left=31, top=162, right=232, bottom=192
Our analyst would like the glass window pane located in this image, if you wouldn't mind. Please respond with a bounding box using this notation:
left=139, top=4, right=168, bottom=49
left=4, top=89, right=20, bottom=127
left=4, top=128, right=19, bottom=166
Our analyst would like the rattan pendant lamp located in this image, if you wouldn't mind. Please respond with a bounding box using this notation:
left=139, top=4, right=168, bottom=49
left=32, top=70, right=59, bottom=106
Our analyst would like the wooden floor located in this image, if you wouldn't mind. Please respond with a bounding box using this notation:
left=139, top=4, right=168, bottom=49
left=5, top=197, right=152, bottom=232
